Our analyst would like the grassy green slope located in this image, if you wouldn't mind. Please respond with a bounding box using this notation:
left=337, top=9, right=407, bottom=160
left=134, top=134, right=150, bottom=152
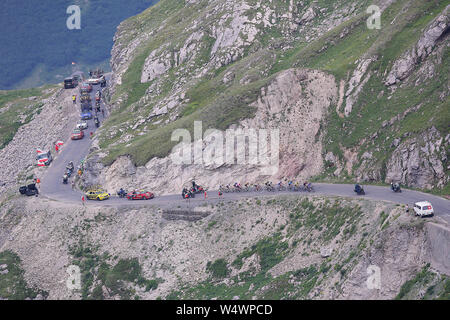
left=0, top=85, right=57, bottom=150
left=98, top=0, right=448, bottom=190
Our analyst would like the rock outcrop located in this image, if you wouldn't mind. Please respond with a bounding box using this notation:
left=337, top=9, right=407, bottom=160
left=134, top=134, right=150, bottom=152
left=385, top=127, right=448, bottom=189
left=385, top=5, right=449, bottom=86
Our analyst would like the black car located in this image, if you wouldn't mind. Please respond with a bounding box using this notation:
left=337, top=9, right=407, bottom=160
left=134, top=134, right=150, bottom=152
left=81, top=102, right=92, bottom=111
left=19, top=184, right=39, bottom=196
left=64, top=77, right=78, bottom=89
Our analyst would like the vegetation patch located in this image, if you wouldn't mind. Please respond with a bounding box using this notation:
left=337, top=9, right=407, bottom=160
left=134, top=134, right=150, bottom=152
left=69, top=243, right=162, bottom=300
left=0, top=250, right=48, bottom=300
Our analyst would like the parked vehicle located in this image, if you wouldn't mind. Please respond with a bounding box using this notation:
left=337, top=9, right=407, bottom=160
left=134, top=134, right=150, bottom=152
left=80, top=111, right=93, bottom=120
left=88, top=69, right=104, bottom=85
left=85, top=189, right=110, bottom=201
left=71, top=128, right=84, bottom=140
left=413, top=201, right=434, bottom=217
left=76, top=120, right=88, bottom=130
left=81, top=101, right=92, bottom=111
left=127, top=190, right=154, bottom=200
left=64, top=77, right=78, bottom=89
left=19, top=184, right=39, bottom=196
left=36, top=150, right=53, bottom=167
left=88, top=77, right=102, bottom=85
left=80, top=82, right=92, bottom=93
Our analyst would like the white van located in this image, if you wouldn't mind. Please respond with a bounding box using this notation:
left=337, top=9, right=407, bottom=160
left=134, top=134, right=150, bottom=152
left=413, top=201, right=434, bottom=217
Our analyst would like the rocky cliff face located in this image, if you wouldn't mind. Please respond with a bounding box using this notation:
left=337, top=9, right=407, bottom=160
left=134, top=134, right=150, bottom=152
left=385, top=127, right=449, bottom=189
left=2, top=194, right=447, bottom=300
left=86, top=68, right=337, bottom=194
left=86, top=0, right=449, bottom=194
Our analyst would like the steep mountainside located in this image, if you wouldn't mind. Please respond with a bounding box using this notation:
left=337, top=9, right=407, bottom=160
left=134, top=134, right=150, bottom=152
left=82, top=0, right=448, bottom=195
left=0, top=194, right=449, bottom=299
left=0, top=0, right=449, bottom=301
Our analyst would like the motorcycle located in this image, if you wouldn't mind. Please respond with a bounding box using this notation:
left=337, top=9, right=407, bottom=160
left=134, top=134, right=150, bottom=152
left=354, top=184, right=365, bottom=195
left=191, top=184, right=204, bottom=194
left=66, top=162, right=74, bottom=177
left=182, top=189, right=194, bottom=199
left=117, top=189, right=127, bottom=198
left=391, top=183, right=401, bottom=193
left=62, top=174, right=68, bottom=184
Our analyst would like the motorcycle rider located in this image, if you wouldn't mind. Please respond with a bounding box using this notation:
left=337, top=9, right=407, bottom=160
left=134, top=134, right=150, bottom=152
left=391, top=182, right=400, bottom=192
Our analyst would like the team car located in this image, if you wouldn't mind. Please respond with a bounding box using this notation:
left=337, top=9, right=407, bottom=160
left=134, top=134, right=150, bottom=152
left=85, top=189, right=110, bottom=201
left=88, top=76, right=103, bottom=85
left=413, top=201, right=434, bottom=217
left=76, top=120, right=88, bottom=130
left=80, top=111, right=93, bottom=120
left=126, top=190, right=154, bottom=200
left=36, top=150, right=53, bottom=167
left=71, top=128, right=84, bottom=140
left=80, top=82, right=93, bottom=93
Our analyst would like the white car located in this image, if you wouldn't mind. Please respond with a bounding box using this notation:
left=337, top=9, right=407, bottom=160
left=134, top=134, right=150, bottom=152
left=413, top=201, right=434, bottom=217
left=76, top=120, right=88, bottom=130
left=87, top=78, right=100, bottom=85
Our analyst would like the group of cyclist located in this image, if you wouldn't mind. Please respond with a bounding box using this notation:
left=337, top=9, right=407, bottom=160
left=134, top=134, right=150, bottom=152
left=219, top=180, right=314, bottom=193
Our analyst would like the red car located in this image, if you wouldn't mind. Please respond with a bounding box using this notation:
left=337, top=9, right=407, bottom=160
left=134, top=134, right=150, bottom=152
left=126, top=190, right=154, bottom=200
left=71, top=128, right=84, bottom=140
left=80, top=82, right=92, bottom=93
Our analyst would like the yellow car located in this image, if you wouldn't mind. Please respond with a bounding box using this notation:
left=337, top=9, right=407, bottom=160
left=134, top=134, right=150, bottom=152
left=85, top=189, right=110, bottom=201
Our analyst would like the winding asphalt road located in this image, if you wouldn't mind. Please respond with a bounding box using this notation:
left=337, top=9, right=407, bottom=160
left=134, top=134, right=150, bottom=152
left=38, top=75, right=450, bottom=223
